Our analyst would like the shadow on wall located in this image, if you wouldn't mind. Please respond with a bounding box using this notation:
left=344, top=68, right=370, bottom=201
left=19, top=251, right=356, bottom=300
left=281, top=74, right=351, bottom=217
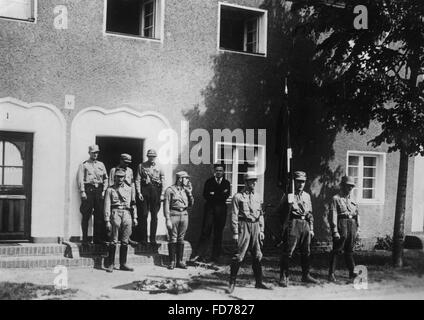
left=176, top=0, right=345, bottom=247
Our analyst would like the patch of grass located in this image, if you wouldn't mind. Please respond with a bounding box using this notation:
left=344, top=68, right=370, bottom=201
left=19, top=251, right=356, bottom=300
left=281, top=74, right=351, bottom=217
left=0, top=282, right=78, bottom=300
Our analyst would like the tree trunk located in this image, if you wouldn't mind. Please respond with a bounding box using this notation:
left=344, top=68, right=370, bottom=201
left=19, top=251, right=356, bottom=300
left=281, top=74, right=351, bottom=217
left=392, top=148, right=409, bottom=267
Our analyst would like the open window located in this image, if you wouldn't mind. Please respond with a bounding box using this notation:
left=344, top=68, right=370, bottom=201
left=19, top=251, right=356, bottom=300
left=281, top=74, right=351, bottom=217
left=215, top=142, right=265, bottom=202
left=105, top=0, right=163, bottom=40
left=346, top=151, right=386, bottom=204
left=218, top=3, right=267, bottom=56
left=0, top=0, right=36, bottom=22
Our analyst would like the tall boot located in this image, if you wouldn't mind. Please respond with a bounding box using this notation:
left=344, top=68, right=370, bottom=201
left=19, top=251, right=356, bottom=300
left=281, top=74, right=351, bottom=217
left=105, top=244, right=116, bottom=273
left=176, top=242, right=187, bottom=269
left=345, top=252, right=357, bottom=279
left=119, top=245, right=134, bottom=271
left=253, top=259, right=271, bottom=289
left=279, top=254, right=289, bottom=287
left=168, top=242, right=176, bottom=270
left=328, top=251, right=338, bottom=282
left=227, top=261, right=240, bottom=294
left=301, top=254, right=319, bottom=284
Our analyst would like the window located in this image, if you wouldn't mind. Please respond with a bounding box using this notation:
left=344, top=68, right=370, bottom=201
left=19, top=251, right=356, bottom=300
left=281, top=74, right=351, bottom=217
left=0, top=0, right=36, bottom=22
left=346, top=151, right=386, bottom=204
left=0, top=141, right=24, bottom=186
left=215, top=142, right=265, bottom=201
left=218, top=3, right=267, bottom=56
left=106, top=0, right=163, bottom=40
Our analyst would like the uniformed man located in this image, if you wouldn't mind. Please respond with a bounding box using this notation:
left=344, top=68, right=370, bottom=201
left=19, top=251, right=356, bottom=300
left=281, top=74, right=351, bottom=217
left=278, top=171, right=319, bottom=287
left=163, top=171, right=194, bottom=270
left=104, top=169, right=138, bottom=273
left=328, top=176, right=360, bottom=282
left=192, top=163, right=231, bottom=263
left=109, top=153, right=138, bottom=247
left=135, top=149, right=165, bottom=245
left=77, top=144, right=108, bottom=244
left=228, top=172, right=271, bottom=294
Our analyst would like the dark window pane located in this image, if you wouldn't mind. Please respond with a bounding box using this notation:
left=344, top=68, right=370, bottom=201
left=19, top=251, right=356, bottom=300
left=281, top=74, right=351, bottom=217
left=364, top=156, right=377, bottom=166
left=362, top=189, right=374, bottom=199
left=106, top=0, right=141, bottom=36
left=363, top=167, right=376, bottom=177
left=348, top=155, right=359, bottom=166
left=348, top=167, right=358, bottom=177
left=220, top=9, right=245, bottom=51
left=363, top=178, right=375, bottom=188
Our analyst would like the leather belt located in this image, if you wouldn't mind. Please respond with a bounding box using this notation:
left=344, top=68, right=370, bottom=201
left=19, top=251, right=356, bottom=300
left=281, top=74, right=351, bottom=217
left=238, top=216, right=260, bottom=223
left=85, top=183, right=103, bottom=189
left=290, top=214, right=307, bottom=220
left=338, top=213, right=355, bottom=219
left=112, top=205, right=130, bottom=210
left=171, top=207, right=187, bottom=212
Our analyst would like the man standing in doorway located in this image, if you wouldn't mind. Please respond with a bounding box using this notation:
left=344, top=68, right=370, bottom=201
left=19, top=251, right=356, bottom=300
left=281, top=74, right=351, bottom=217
left=77, top=144, right=108, bottom=244
left=192, top=163, right=231, bottom=263
left=135, top=149, right=165, bottom=246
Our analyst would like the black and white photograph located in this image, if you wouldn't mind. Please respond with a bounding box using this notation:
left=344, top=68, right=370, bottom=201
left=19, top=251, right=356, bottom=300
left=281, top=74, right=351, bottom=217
left=0, top=0, right=424, bottom=306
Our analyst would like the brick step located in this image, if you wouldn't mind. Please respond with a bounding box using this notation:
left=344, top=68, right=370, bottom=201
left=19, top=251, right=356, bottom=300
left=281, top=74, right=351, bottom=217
left=0, top=244, right=67, bottom=257
left=0, top=253, right=173, bottom=269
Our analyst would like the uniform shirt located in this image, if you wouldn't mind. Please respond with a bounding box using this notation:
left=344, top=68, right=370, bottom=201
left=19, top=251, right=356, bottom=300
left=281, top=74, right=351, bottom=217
left=278, top=190, right=314, bottom=231
left=203, top=176, right=231, bottom=204
left=135, top=161, right=165, bottom=195
left=163, top=185, right=194, bottom=219
left=104, top=183, right=137, bottom=222
left=329, top=193, right=360, bottom=235
left=231, top=188, right=264, bottom=235
left=109, top=166, right=134, bottom=188
left=77, top=159, right=108, bottom=192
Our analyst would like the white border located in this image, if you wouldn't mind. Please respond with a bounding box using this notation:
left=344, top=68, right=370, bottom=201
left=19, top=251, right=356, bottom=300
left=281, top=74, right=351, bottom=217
left=217, top=1, right=268, bottom=58
left=0, top=0, right=37, bottom=24
left=346, top=150, right=386, bottom=205
left=102, top=0, right=165, bottom=44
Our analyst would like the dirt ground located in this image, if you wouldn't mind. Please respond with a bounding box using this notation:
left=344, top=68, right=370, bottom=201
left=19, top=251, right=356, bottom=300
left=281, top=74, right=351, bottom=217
left=1, top=251, right=424, bottom=300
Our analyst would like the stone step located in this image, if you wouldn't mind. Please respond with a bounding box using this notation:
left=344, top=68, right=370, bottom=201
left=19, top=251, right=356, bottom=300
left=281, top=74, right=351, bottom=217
left=0, top=244, right=67, bottom=257
left=0, top=253, right=172, bottom=269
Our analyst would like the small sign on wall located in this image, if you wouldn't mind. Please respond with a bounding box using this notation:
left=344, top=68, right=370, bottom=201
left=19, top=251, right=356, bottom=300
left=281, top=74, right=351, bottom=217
left=64, top=95, right=75, bottom=110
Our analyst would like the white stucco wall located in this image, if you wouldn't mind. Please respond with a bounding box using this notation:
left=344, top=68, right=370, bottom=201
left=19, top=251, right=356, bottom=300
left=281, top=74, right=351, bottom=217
left=69, top=106, right=174, bottom=239
left=412, top=155, right=424, bottom=232
left=0, top=97, right=66, bottom=239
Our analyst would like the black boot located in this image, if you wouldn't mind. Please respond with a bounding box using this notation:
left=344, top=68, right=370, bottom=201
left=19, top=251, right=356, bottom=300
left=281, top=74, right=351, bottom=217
left=105, top=244, right=116, bottom=273
left=253, top=259, right=271, bottom=290
left=301, top=254, right=319, bottom=284
left=119, top=245, right=134, bottom=271
left=227, top=261, right=240, bottom=294
left=345, top=252, right=357, bottom=279
left=328, top=251, right=338, bottom=282
left=176, top=242, right=187, bottom=269
left=168, top=242, right=176, bottom=270
left=279, top=254, right=289, bottom=287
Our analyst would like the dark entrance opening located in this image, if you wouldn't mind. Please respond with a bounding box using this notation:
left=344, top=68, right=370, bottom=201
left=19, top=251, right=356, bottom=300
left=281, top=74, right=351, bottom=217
left=95, top=137, right=144, bottom=179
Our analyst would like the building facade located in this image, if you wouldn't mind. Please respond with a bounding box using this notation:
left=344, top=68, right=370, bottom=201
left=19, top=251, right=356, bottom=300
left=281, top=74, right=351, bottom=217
left=0, top=0, right=423, bottom=247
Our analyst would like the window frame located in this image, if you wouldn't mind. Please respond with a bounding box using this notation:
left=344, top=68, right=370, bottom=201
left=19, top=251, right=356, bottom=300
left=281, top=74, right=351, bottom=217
left=0, top=0, right=37, bottom=23
left=214, top=141, right=266, bottom=203
left=346, top=150, right=386, bottom=205
left=103, top=0, right=165, bottom=43
left=0, top=141, right=24, bottom=188
left=217, top=2, right=268, bottom=57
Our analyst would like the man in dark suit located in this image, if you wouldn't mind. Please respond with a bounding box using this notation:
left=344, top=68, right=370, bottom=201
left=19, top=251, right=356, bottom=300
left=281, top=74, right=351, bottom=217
left=192, top=163, right=231, bottom=263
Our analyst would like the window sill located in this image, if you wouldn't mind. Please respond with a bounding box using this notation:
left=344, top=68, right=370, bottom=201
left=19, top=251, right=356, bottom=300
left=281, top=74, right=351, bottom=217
left=105, top=31, right=162, bottom=43
left=0, top=16, right=36, bottom=23
left=218, top=48, right=267, bottom=58
left=356, top=200, right=385, bottom=206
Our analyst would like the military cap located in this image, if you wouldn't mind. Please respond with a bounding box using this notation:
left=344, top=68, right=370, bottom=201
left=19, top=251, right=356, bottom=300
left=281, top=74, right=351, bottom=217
left=293, top=171, right=307, bottom=181
left=115, top=169, right=126, bottom=177
left=88, top=144, right=100, bottom=153
left=244, top=172, right=258, bottom=181
left=147, top=149, right=157, bottom=157
left=120, top=153, right=132, bottom=163
left=341, top=176, right=356, bottom=186
left=213, top=162, right=225, bottom=170
left=176, top=171, right=190, bottom=178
